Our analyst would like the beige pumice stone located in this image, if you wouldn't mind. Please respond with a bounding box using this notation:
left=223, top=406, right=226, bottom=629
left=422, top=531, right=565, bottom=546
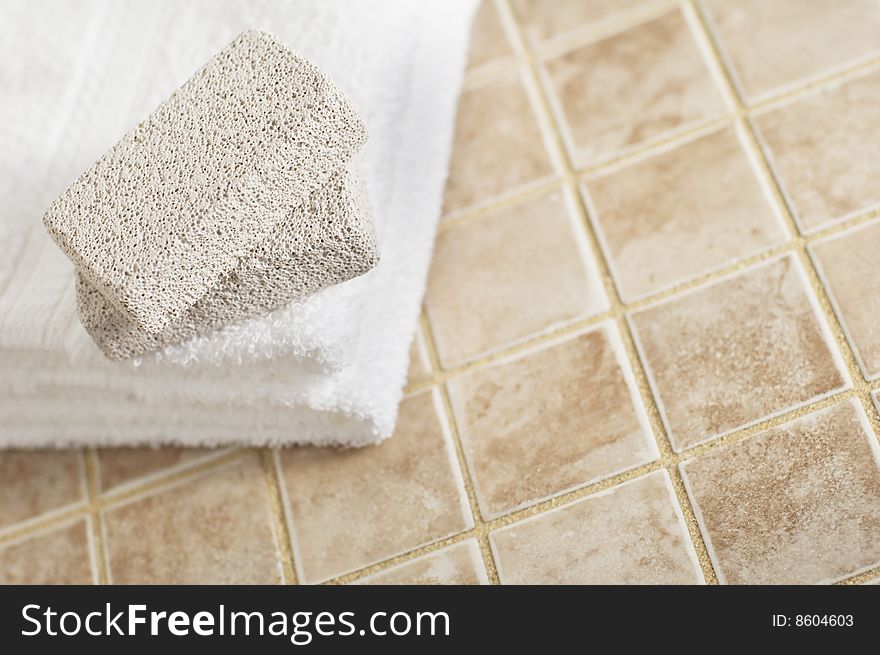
left=43, top=29, right=375, bottom=346
left=77, top=165, right=378, bottom=360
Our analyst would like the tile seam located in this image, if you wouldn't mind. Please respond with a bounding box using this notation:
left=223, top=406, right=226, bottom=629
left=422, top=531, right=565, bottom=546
left=83, top=449, right=109, bottom=584
left=260, top=448, right=299, bottom=585
left=418, top=313, right=501, bottom=585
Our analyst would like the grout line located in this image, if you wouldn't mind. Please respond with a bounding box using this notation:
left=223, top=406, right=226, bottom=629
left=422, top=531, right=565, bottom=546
left=0, top=449, right=252, bottom=544
left=260, top=448, right=299, bottom=585
left=419, top=313, right=501, bottom=585
left=438, top=178, right=562, bottom=232
left=98, top=448, right=250, bottom=507
left=837, top=564, right=880, bottom=586
left=0, top=504, right=91, bottom=547
left=83, top=449, right=109, bottom=585
left=327, top=530, right=484, bottom=585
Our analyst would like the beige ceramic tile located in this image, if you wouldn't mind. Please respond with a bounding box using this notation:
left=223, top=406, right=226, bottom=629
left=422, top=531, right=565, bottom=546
left=0, top=450, right=84, bottom=530
left=448, top=323, right=657, bottom=519
left=753, top=70, right=880, bottom=232
left=354, top=540, right=488, bottom=585
left=103, top=454, right=281, bottom=584
left=811, top=220, right=880, bottom=380
left=427, top=189, right=605, bottom=367
left=511, top=0, right=653, bottom=46
left=467, top=0, right=514, bottom=71
left=0, top=520, right=93, bottom=584
left=491, top=471, right=702, bottom=584
left=542, top=9, right=726, bottom=167
left=443, top=70, right=554, bottom=216
left=98, top=447, right=220, bottom=491
left=279, top=391, right=471, bottom=583
left=585, top=125, right=786, bottom=301
left=630, top=255, right=848, bottom=451
left=681, top=399, right=880, bottom=584
left=701, top=0, right=880, bottom=101
left=406, top=331, right=431, bottom=387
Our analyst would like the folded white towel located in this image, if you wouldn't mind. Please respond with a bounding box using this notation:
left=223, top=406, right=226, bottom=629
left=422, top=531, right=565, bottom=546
left=0, top=0, right=477, bottom=447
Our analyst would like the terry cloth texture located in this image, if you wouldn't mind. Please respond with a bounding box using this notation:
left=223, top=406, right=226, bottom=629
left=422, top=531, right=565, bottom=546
left=46, top=29, right=378, bottom=359
left=0, top=0, right=477, bottom=447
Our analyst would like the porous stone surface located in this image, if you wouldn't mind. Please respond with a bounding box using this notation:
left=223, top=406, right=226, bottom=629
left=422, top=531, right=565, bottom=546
left=77, top=165, right=379, bottom=360
left=43, top=29, right=368, bottom=336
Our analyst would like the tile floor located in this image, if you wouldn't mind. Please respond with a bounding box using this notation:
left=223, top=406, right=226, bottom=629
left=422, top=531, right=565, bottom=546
left=2, top=0, right=880, bottom=585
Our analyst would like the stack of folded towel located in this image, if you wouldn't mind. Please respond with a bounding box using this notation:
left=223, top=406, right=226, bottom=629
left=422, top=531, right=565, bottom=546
left=0, top=0, right=478, bottom=447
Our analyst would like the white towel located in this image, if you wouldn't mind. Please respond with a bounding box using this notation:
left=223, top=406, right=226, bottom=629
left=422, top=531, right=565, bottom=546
left=0, top=0, right=477, bottom=447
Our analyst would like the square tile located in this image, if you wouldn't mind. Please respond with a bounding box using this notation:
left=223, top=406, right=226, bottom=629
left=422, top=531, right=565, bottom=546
left=0, top=520, right=93, bottom=584
left=701, top=0, right=880, bottom=101
left=427, top=188, right=606, bottom=368
left=354, top=540, right=488, bottom=585
left=467, top=0, right=514, bottom=72
left=490, top=471, right=702, bottom=584
left=585, top=125, right=786, bottom=301
left=630, top=255, right=849, bottom=451
left=542, top=9, right=726, bottom=167
left=811, top=220, right=880, bottom=380
left=443, top=70, right=554, bottom=216
left=103, top=454, right=282, bottom=584
left=98, top=447, right=224, bottom=492
left=680, top=399, right=880, bottom=584
left=753, top=70, right=880, bottom=233
left=512, top=0, right=654, bottom=47
left=279, top=391, right=472, bottom=583
left=448, top=323, right=658, bottom=519
left=0, top=450, right=85, bottom=530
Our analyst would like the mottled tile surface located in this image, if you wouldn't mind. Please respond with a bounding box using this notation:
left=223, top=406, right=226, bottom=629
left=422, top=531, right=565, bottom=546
left=811, top=220, right=880, bottom=379
left=0, top=451, right=84, bottom=529
left=406, top=332, right=431, bottom=387
left=586, top=126, right=785, bottom=301
left=702, top=0, right=880, bottom=100
left=512, top=0, right=651, bottom=46
left=467, top=1, right=514, bottom=71
left=104, top=455, right=281, bottom=584
left=754, top=70, right=880, bottom=232
left=280, top=392, right=471, bottom=583
left=491, top=471, right=701, bottom=584
left=427, top=189, right=605, bottom=367
left=355, top=540, right=488, bottom=585
left=681, top=399, right=880, bottom=584
left=443, top=71, right=553, bottom=215
left=543, top=9, right=725, bottom=166
left=630, top=255, right=848, bottom=450
left=0, top=521, right=93, bottom=584
left=449, top=324, right=657, bottom=518
left=98, top=447, right=218, bottom=491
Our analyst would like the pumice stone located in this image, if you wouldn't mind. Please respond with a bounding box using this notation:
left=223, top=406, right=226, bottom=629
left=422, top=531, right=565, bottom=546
left=76, top=166, right=378, bottom=360
left=43, top=29, right=379, bottom=360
